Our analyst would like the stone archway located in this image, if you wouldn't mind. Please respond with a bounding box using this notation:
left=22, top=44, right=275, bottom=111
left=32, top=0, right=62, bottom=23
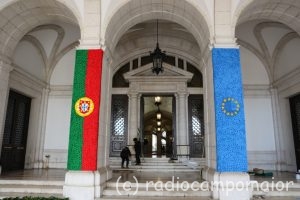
left=0, top=0, right=81, bottom=169
left=102, top=0, right=214, bottom=171
left=234, top=0, right=300, bottom=171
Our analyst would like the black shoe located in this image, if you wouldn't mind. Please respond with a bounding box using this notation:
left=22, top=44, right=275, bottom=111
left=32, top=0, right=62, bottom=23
left=121, top=166, right=125, bottom=168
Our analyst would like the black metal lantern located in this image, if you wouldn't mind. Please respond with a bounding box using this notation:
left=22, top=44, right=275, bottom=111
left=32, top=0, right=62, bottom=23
left=150, top=20, right=166, bottom=75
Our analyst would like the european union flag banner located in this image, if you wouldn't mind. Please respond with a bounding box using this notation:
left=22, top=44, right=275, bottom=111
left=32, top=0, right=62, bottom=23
left=212, top=48, right=248, bottom=172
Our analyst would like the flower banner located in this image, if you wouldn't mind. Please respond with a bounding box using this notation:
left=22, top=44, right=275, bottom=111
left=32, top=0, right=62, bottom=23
left=212, top=48, right=248, bottom=172
left=67, top=49, right=103, bottom=171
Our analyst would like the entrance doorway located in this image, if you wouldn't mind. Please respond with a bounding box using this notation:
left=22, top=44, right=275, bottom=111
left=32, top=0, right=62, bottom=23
left=290, top=94, right=300, bottom=169
left=0, top=90, right=31, bottom=172
left=141, top=95, right=174, bottom=158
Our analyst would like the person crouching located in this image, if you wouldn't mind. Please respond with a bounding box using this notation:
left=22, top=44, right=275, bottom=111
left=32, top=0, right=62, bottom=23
left=120, top=146, right=131, bottom=168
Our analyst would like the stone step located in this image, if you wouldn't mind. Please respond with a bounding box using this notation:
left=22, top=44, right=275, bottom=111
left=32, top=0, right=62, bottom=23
left=102, top=188, right=211, bottom=197
left=106, top=181, right=208, bottom=189
left=0, top=179, right=63, bottom=198
left=103, top=179, right=211, bottom=198
left=110, top=161, right=184, bottom=166
left=98, top=197, right=211, bottom=200
left=0, top=184, right=62, bottom=194
left=110, top=160, right=202, bottom=171
left=110, top=158, right=203, bottom=164
left=0, top=179, right=64, bottom=186
left=110, top=164, right=198, bottom=169
left=111, top=167, right=199, bottom=172
left=110, top=157, right=171, bottom=162
left=253, top=188, right=300, bottom=197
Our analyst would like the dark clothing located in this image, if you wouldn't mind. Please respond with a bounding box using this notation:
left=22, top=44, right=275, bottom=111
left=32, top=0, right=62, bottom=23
left=121, top=157, right=130, bottom=168
left=120, top=147, right=131, bottom=168
left=134, top=140, right=141, bottom=165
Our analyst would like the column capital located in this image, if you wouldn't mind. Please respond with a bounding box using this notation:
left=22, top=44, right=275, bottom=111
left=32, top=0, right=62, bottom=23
left=0, top=61, right=13, bottom=73
left=210, top=37, right=239, bottom=49
left=177, top=91, right=189, bottom=98
left=43, top=86, right=51, bottom=94
left=77, top=42, right=103, bottom=50
left=128, top=92, right=139, bottom=99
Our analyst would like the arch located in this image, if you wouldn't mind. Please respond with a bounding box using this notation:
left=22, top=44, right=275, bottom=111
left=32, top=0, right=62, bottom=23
left=233, top=0, right=300, bottom=35
left=103, top=0, right=212, bottom=54
left=0, top=0, right=81, bottom=61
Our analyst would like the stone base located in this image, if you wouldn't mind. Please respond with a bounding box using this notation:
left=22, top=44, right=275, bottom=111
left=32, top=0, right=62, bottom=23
left=98, top=166, right=113, bottom=197
left=63, top=167, right=112, bottom=200
left=201, top=167, right=252, bottom=200
left=63, top=171, right=98, bottom=200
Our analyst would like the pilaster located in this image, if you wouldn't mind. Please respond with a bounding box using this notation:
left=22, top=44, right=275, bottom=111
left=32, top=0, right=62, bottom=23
left=0, top=62, right=13, bottom=157
left=214, top=0, right=237, bottom=48
left=270, top=87, right=284, bottom=171
left=34, top=87, right=50, bottom=168
left=128, top=91, right=139, bottom=146
left=176, top=92, right=188, bottom=145
left=80, top=0, right=101, bottom=46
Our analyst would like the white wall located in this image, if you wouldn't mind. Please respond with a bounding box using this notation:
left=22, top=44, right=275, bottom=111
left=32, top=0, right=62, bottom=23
left=244, top=97, right=276, bottom=170
left=44, top=97, right=71, bottom=150
left=30, top=29, right=58, bottom=58
left=13, top=40, right=45, bottom=81
left=240, top=40, right=277, bottom=170
left=240, top=46, right=269, bottom=85
left=244, top=97, right=275, bottom=151
left=50, top=50, right=76, bottom=85
left=43, top=96, right=70, bottom=167
left=275, top=38, right=300, bottom=81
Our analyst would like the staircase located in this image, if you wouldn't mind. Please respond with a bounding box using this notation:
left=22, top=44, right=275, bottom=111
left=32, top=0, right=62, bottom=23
left=109, top=157, right=204, bottom=171
left=100, top=180, right=211, bottom=199
left=99, top=157, right=209, bottom=199
left=0, top=179, right=64, bottom=199
left=1, top=161, right=300, bottom=200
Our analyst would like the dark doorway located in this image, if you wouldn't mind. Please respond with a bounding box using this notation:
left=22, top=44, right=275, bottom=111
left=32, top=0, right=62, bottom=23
left=110, top=95, right=128, bottom=157
left=290, top=94, right=300, bottom=169
left=1, top=90, right=31, bottom=172
left=142, top=95, right=174, bottom=158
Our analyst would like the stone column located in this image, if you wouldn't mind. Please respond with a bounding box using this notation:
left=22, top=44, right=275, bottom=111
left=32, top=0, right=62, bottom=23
left=128, top=91, right=139, bottom=146
left=177, top=92, right=188, bottom=143
left=34, top=87, right=50, bottom=168
left=63, top=0, right=103, bottom=197
left=63, top=47, right=103, bottom=200
left=177, top=91, right=189, bottom=160
left=209, top=45, right=251, bottom=200
left=270, top=87, right=284, bottom=171
left=203, top=0, right=252, bottom=199
left=0, top=62, right=13, bottom=157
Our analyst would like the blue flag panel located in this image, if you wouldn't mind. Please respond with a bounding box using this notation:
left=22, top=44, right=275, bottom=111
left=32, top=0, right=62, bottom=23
left=212, top=48, right=248, bottom=172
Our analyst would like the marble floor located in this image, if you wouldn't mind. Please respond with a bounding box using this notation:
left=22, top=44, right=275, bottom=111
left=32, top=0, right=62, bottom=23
left=0, top=169, right=66, bottom=181
left=1, top=169, right=300, bottom=200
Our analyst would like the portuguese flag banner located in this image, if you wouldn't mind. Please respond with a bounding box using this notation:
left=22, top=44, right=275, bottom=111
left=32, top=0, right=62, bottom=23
left=67, top=49, right=103, bottom=171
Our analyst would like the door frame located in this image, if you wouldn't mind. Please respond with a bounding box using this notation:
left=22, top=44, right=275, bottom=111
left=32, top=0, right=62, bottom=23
left=140, top=94, right=176, bottom=158
left=0, top=72, right=46, bottom=169
left=290, top=94, right=300, bottom=169
left=1, top=90, right=31, bottom=171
